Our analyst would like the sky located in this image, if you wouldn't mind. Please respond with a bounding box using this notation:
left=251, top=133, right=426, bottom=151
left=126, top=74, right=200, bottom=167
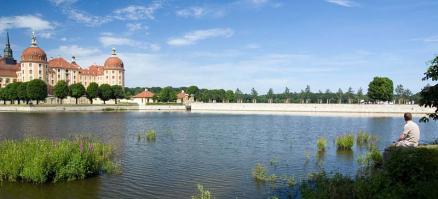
left=0, top=0, right=438, bottom=94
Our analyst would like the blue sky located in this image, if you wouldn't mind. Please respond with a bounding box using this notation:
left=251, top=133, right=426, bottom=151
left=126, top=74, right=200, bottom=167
left=1, top=0, right=438, bottom=93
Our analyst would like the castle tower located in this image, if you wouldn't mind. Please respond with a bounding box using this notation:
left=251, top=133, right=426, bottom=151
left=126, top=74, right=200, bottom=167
left=19, top=32, right=49, bottom=82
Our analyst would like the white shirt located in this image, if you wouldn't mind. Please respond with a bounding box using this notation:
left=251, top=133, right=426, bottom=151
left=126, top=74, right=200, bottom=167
left=401, top=120, right=420, bottom=146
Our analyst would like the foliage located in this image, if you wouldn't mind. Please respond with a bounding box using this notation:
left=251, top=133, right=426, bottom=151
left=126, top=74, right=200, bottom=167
left=26, top=79, right=47, bottom=104
left=301, top=146, right=438, bottom=199
left=53, top=80, right=69, bottom=103
left=98, top=84, right=113, bottom=104
left=252, top=163, right=276, bottom=183
left=336, top=134, right=354, bottom=150
left=317, top=137, right=327, bottom=152
left=158, top=86, right=176, bottom=102
left=420, top=55, right=438, bottom=122
left=17, top=82, right=28, bottom=103
left=86, top=82, right=99, bottom=104
left=367, top=76, right=394, bottom=102
left=146, top=130, right=157, bottom=141
left=0, top=88, right=5, bottom=104
left=356, top=130, right=377, bottom=147
left=111, top=85, right=125, bottom=104
left=187, top=85, right=200, bottom=100
left=0, top=137, right=120, bottom=183
left=69, top=83, right=86, bottom=104
left=191, top=184, right=212, bottom=199
left=4, top=82, right=19, bottom=103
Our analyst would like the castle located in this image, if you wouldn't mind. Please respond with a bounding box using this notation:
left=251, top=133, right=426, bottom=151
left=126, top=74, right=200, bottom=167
left=0, top=32, right=125, bottom=89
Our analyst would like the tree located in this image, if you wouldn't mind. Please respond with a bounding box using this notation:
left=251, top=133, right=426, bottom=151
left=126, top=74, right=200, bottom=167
left=98, top=84, right=113, bottom=104
left=420, top=55, right=438, bottom=122
left=346, top=87, right=354, bottom=104
left=267, top=88, right=274, bottom=103
left=158, top=86, right=176, bottom=102
left=356, top=87, right=364, bottom=104
left=235, top=88, right=243, bottom=103
left=187, top=85, right=199, bottom=101
left=367, top=77, right=394, bottom=103
left=4, top=82, right=19, bottom=104
left=69, top=83, right=86, bottom=104
left=27, top=79, right=47, bottom=104
left=17, top=82, right=28, bottom=104
left=86, top=82, right=99, bottom=104
left=283, top=87, right=290, bottom=103
left=0, top=88, right=5, bottom=104
left=395, top=84, right=405, bottom=104
left=225, top=90, right=234, bottom=103
left=53, top=80, right=69, bottom=104
left=111, top=85, right=125, bottom=104
left=336, top=88, right=343, bottom=104
left=251, top=88, right=258, bottom=103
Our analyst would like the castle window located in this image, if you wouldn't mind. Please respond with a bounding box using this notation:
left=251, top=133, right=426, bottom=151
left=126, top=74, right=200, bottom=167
left=0, top=78, right=2, bottom=82
left=29, top=70, right=32, bottom=74
left=6, top=79, right=10, bottom=83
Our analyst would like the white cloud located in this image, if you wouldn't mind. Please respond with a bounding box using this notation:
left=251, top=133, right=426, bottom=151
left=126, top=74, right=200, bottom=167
left=325, top=0, right=356, bottom=7
left=126, top=23, right=148, bottom=34
left=48, top=45, right=101, bottom=58
left=49, top=0, right=77, bottom=6
left=66, top=9, right=111, bottom=27
left=167, top=28, right=234, bottom=46
left=176, top=7, right=206, bottom=18
left=99, top=36, right=136, bottom=47
left=248, top=0, right=270, bottom=6
left=113, top=3, right=162, bottom=20
left=0, top=15, right=54, bottom=32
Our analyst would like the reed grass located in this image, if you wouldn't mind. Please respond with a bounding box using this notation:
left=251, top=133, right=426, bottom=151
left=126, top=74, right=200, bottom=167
left=317, top=137, right=327, bottom=152
left=252, top=163, right=277, bottom=183
left=145, top=130, right=157, bottom=141
left=336, top=134, right=354, bottom=150
left=191, top=184, right=212, bottom=199
left=0, top=137, right=120, bottom=183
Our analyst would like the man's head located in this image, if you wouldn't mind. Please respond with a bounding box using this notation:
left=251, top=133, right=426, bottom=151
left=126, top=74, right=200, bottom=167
left=404, top=112, right=413, bottom=122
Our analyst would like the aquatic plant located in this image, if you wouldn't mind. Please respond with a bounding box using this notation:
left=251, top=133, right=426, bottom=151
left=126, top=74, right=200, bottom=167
left=357, top=147, right=383, bottom=171
left=270, top=157, right=279, bottom=166
left=0, top=137, right=120, bottom=183
left=191, top=184, right=212, bottom=199
left=317, top=137, right=327, bottom=152
left=336, top=134, right=354, bottom=150
left=252, top=163, right=277, bottom=183
left=145, top=129, right=157, bottom=141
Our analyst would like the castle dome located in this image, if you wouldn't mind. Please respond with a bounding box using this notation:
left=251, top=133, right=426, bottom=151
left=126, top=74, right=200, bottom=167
left=104, top=48, right=123, bottom=69
left=21, top=32, right=47, bottom=63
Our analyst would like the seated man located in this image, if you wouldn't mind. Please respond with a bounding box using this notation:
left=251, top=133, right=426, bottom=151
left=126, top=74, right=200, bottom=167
left=393, top=112, right=420, bottom=147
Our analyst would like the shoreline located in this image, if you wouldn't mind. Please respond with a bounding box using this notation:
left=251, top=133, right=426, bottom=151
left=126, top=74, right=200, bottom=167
left=0, top=103, right=434, bottom=117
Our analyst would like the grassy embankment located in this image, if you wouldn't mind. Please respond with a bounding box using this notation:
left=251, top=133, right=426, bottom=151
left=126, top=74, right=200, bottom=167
left=0, top=137, right=120, bottom=183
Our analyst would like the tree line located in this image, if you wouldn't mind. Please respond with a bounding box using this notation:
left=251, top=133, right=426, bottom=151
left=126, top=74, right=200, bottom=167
left=124, top=77, right=420, bottom=104
left=0, top=80, right=125, bottom=105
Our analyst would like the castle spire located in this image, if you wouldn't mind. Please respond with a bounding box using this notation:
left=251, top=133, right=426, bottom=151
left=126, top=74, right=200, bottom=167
left=31, top=31, right=37, bottom=47
left=3, top=31, right=13, bottom=59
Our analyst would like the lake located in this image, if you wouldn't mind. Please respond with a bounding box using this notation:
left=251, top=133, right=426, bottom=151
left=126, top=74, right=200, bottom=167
left=0, top=112, right=437, bottom=199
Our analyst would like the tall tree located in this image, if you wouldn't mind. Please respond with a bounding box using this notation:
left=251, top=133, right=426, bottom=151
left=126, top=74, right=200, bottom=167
left=356, top=87, right=364, bottom=104
left=86, top=82, right=99, bottom=104
left=304, top=85, right=311, bottom=103
left=367, top=77, right=394, bottom=103
left=98, top=84, right=113, bottom=104
left=53, top=80, right=69, bottom=104
left=225, top=90, right=234, bottom=103
left=235, top=88, right=243, bottom=103
left=420, top=55, right=438, bottom=122
left=251, top=88, right=258, bottom=103
left=0, top=88, right=5, bottom=104
left=69, top=83, right=86, bottom=104
left=346, top=87, right=354, bottom=104
left=17, top=82, right=28, bottom=104
left=27, top=79, right=47, bottom=104
left=283, top=87, right=290, bottom=103
left=267, top=88, right=274, bottom=103
left=4, top=82, right=19, bottom=104
left=158, top=86, right=176, bottom=102
left=111, top=85, right=125, bottom=104
left=336, top=88, right=343, bottom=104
left=187, top=85, right=199, bottom=101
left=395, top=84, right=405, bottom=104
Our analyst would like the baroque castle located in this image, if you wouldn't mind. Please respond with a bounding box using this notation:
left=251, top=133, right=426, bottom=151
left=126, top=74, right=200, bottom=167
left=0, top=32, right=125, bottom=89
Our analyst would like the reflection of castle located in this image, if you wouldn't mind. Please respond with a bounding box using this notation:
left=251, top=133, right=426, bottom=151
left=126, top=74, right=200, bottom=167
left=0, top=32, right=125, bottom=89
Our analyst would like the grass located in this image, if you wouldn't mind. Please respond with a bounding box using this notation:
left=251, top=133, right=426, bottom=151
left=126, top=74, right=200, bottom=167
left=191, top=184, right=212, bottom=199
left=300, top=146, right=438, bottom=198
left=145, top=130, right=157, bottom=141
left=336, top=134, right=354, bottom=150
left=356, top=130, right=377, bottom=147
left=317, top=137, right=327, bottom=152
left=0, top=137, right=120, bottom=183
left=252, top=163, right=277, bottom=183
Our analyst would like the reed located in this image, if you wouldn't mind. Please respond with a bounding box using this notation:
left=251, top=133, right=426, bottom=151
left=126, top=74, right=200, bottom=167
left=191, top=184, right=212, bottom=199
left=317, top=137, right=327, bottom=152
left=336, top=134, right=354, bottom=150
left=145, top=130, right=157, bottom=141
left=0, top=137, right=120, bottom=183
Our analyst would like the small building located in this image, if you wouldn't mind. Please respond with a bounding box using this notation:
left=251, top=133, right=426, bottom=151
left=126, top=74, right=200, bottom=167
left=133, top=89, right=155, bottom=104
left=177, top=90, right=189, bottom=104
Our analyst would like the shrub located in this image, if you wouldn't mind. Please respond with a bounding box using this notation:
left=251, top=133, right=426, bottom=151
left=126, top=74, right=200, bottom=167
left=336, top=134, right=354, bottom=150
left=146, top=130, right=157, bottom=141
left=0, top=137, right=120, bottom=183
left=317, top=137, right=327, bottom=152
left=192, top=184, right=212, bottom=199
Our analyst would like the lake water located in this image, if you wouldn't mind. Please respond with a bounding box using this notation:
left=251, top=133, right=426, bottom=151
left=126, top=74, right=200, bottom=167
left=0, top=112, right=437, bottom=199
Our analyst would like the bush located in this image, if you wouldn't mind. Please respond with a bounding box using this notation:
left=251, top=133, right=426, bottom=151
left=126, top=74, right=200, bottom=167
left=0, top=137, right=120, bottom=183
left=336, top=134, right=354, bottom=150
left=317, top=137, right=327, bottom=152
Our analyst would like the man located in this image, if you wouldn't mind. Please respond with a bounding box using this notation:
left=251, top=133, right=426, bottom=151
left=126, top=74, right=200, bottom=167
left=394, top=112, right=420, bottom=147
